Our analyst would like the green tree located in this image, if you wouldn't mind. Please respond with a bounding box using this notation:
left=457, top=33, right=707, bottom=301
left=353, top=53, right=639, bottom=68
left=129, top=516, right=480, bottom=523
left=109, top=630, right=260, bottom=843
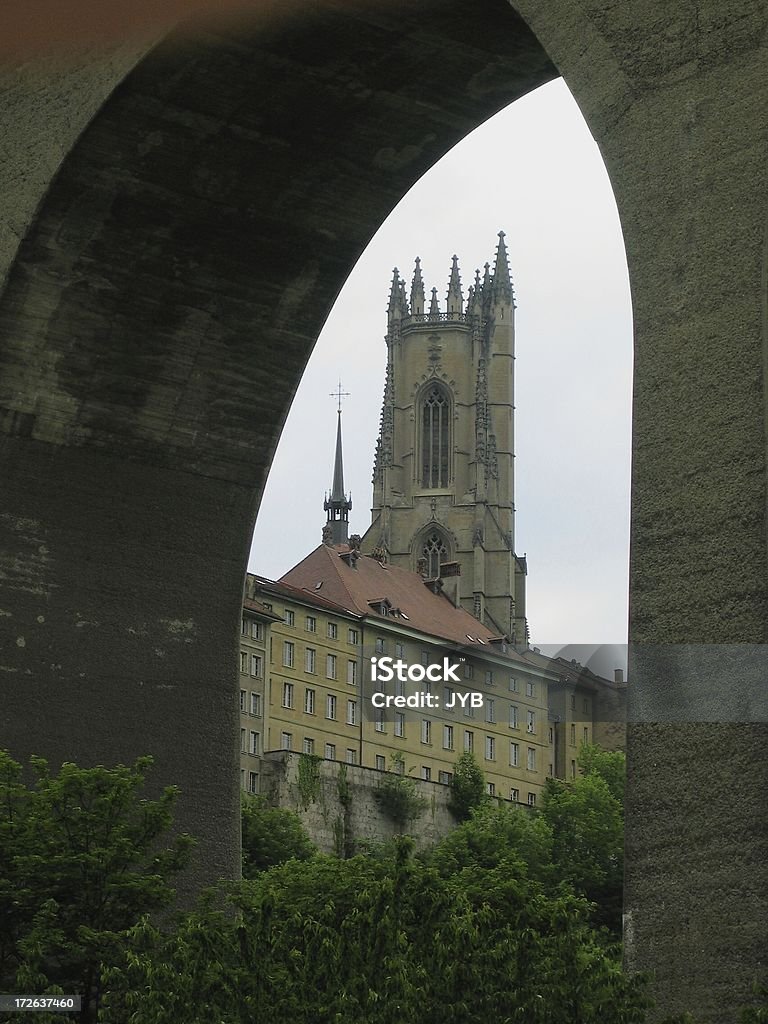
left=447, top=751, right=487, bottom=820
left=102, top=838, right=650, bottom=1024
left=578, top=742, right=626, bottom=804
left=541, top=769, right=624, bottom=935
left=0, top=751, right=193, bottom=1024
left=373, top=753, right=427, bottom=831
left=241, top=795, right=315, bottom=877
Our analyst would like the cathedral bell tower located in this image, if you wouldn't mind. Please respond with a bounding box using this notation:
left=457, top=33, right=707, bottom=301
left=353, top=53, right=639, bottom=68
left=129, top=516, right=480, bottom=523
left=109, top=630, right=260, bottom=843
left=361, top=233, right=528, bottom=644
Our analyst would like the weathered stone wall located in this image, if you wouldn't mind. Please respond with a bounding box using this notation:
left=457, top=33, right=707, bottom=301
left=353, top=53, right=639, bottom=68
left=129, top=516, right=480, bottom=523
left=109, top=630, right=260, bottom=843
left=260, top=753, right=459, bottom=855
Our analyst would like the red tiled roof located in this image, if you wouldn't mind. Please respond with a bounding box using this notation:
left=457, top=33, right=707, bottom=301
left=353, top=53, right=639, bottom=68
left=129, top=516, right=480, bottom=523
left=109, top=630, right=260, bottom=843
left=280, top=544, right=528, bottom=662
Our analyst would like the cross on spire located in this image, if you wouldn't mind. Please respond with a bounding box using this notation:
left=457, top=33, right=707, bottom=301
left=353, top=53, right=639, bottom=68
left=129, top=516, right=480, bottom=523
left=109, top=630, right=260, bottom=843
left=330, top=380, right=351, bottom=413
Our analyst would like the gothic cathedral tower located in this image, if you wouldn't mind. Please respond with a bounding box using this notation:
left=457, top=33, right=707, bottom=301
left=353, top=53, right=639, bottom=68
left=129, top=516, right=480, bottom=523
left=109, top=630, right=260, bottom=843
left=361, top=232, right=528, bottom=645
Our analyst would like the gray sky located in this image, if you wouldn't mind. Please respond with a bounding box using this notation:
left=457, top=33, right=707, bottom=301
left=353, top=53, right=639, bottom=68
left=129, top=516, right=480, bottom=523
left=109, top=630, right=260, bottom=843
left=249, top=79, right=633, bottom=648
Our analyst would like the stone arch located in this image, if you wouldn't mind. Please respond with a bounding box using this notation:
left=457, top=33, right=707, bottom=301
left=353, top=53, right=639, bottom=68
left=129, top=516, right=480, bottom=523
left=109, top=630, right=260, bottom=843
left=0, top=4, right=765, bottom=1020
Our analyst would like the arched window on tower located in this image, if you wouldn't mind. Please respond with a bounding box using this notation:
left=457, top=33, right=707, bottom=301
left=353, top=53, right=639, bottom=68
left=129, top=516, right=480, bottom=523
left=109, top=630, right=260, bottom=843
left=423, top=531, right=448, bottom=579
left=421, top=384, right=451, bottom=488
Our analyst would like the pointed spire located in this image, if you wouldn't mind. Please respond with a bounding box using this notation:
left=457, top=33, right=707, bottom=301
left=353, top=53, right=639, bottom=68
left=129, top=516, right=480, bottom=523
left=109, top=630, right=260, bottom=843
left=491, top=230, right=514, bottom=304
left=330, top=410, right=346, bottom=502
left=429, top=286, right=440, bottom=317
left=446, top=254, right=463, bottom=315
left=324, top=399, right=352, bottom=545
left=482, top=261, right=492, bottom=292
left=410, top=257, right=425, bottom=316
left=398, top=276, right=409, bottom=318
left=387, top=267, right=402, bottom=322
left=468, top=267, right=483, bottom=317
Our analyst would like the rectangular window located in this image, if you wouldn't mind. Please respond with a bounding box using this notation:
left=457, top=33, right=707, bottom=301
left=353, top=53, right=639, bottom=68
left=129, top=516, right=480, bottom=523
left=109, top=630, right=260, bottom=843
left=421, top=719, right=432, bottom=744
left=325, top=743, right=336, bottom=760
left=250, top=692, right=261, bottom=717
left=464, top=702, right=475, bottom=719
left=527, top=792, right=537, bottom=807
left=346, top=699, right=357, bottom=726
left=303, top=737, right=314, bottom=754
left=527, top=747, right=536, bottom=771
left=326, top=654, right=337, bottom=680
left=509, top=704, right=519, bottom=729
left=486, top=782, right=496, bottom=796
left=486, top=699, right=496, bottom=724
left=327, top=622, right=338, bottom=640
left=570, top=694, right=576, bottom=711
left=248, top=771, right=258, bottom=793
left=421, top=766, right=432, bottom=781
left=240, top=727, right=246, bottom=752
left=510, top=742, right=519, bottom=767
left=509, top=676, right=518, bottom=692
left=548, top=726, right=554, bottom=744
left=374, top=708, right=385, bottom=733
left=251, top=621, right=263, bottom=641
left=280, top=731, right=292, bottom=751
left=239, top=689, right=246, bottom=712
left=347, top=660, right=357, bottom=686
left=241, top=618, right=249, bottom=636
left=464, top=662, right=474, bottom=680
left=395, top=758, right=405, bottom=776
left=395, top=641, right=405, bottom=659
left=570, top=724, right=576, bottom=746
left=583, top=698, right=590, bottom=714
left=305, top=648, right=316, bottom=673
left=346, top=748, right=358, bottom=765
left=326, top=694, right=337, bottom=720
left=421, top=650, right=429, bottom=666
left=375, top=637, right=385, bottom=654
left=348, top=628, right=359, bottom=645
left=548, top=763, right=554, bottom=777
left=284, top=609, right=295, bottom=627
left=282, top=641, right=294, bottom=668
left=250, top=654, right=262, bottom=678
left=395, top=712, right=405, bottom=738
left=438, top=770, right=453, bottom=784
left=240, top=652, right=248, bottom=674
left=464, top=729, right=474, bottom=752
left=375, top=754, right=386, bottom=771
left=525, top=680, right=535, bottom=698
left=304, top=688, right=316, bottom=715
left=444, top=686, right=454, bottom=709
left=571, top=759, right=577, bottom=779
left=282, top=682, right=294, bottom=709
left=443, top=724, right=454, bottom=750
left=584, top=726, right=589, bottom=743
left=306, top=615, right=317, bottom=633
left=249, top=730, right=260, bottom=755
left=485, top=670, right=493, bottom=687
left=510, top=787, right=519, bottom=802
left=395, top=677, right=405, bottom=698
left=527, top=710, right=536, bottom=734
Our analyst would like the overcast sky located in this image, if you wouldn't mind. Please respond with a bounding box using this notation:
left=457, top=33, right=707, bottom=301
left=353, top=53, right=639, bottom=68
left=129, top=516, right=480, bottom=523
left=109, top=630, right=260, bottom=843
left=249, top=78, right=633, bottom=650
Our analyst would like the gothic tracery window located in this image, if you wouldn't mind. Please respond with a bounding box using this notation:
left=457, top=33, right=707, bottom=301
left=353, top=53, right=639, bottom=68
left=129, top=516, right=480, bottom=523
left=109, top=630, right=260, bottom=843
left=421, top=384, right=450, bottom=488
left=423, top=531, right=448, bottom=579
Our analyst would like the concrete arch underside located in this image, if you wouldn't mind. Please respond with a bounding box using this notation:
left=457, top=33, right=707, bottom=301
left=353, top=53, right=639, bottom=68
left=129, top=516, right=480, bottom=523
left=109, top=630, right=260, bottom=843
left=0, top=2, right=765, bottom=1020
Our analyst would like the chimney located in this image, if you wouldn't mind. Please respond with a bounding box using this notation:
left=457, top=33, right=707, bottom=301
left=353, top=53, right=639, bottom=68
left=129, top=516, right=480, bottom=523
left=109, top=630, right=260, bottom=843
left=439, top=560, right=461, bottom=607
